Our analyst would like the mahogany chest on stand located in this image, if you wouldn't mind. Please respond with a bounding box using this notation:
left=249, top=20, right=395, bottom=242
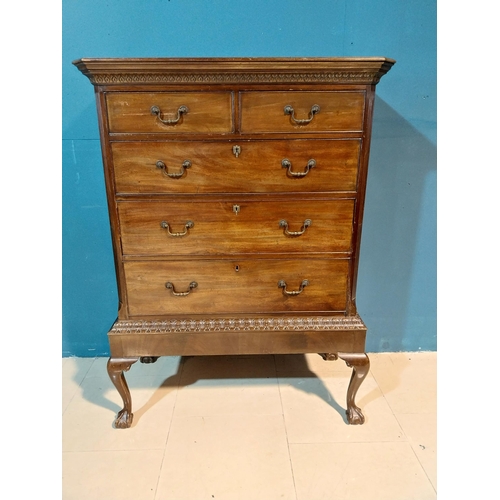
left=73, top=57, right=395, bottom=428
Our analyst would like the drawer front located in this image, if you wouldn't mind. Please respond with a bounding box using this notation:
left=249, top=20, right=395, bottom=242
left=106, top=92, right=233, bottom=133
left=118, top=199, right=354, bottom=256
left=124, top=259, right=349, bottom=315
left=240, top=92, right=365, bottom=133
left=112, top=139, right=360, bottom=194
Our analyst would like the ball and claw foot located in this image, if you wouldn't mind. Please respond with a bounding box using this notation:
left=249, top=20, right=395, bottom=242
left=346, top=405, right=365, bottom=425
left=114, top=409, right=134, bottom=429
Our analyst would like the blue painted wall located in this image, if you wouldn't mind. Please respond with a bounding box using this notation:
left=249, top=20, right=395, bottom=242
left=62, top=0, right=436, bottom=356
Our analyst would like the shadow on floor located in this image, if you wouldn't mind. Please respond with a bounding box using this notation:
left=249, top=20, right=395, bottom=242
left=71, top=353, right=408, bottom=428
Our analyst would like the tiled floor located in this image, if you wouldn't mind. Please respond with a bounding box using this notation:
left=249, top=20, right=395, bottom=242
left=62, top=352, right=436, bottom=499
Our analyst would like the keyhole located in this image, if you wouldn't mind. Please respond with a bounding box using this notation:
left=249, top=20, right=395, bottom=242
left=233, top=204, right=240, bottom=215
left=232, top=145, right=241, bottom=158
left=235, top=265, right=240, bottom=272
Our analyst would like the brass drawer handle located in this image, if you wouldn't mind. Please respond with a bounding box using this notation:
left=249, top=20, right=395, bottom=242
left=282, top=158, right=316, bottom=177
left=279, top=219, right=312, bottom=237
left=284, top=104, right=320, bottom=125
left=156, top=160, right=191, bottom=178
left=165, top=281, right=198, bottom=296
left=160, top=220, right=194, bottom=237
left=278, top=279, right=309, bottom=296
left=150, top=104, right=188, bottom=125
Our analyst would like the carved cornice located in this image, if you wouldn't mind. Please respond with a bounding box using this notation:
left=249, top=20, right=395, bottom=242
left=109, top=315, right=367, bottom=335
left=73, top=58, right=395, bottom=86
left=87, top=71, right=385, bottom=85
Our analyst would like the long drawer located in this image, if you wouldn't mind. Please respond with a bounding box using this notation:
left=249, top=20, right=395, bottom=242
left=106, top=92, right=234, bottom=133
left=240, top=91, right=365, bottom=133
left=111, top=139, right=361, bottom=194
left=124, top=258, right=349, bottom=316
left=118, top=199, right=355, bottom=256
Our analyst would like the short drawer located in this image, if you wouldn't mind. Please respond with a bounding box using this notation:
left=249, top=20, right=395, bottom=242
left=118, top=199, right=355, bottom=256
left=106, top=92, right=233, bottom=133
left=240, top=91, right=365, bottom=133
left=111, top=139, right=361, bottom=194
left=124, top=258, right=349, bottom=315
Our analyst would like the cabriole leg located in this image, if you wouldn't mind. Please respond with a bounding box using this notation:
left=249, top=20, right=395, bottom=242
left=338, top=353, right=370, bottom=425
left=107, top=357, right=139, bottom=429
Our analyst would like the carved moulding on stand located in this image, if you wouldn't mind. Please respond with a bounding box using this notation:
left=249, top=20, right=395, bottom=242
left=109, top=315, right=367, bottom=334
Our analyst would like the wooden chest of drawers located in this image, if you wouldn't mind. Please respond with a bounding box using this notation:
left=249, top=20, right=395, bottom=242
left=74, top=57, right=394, bottom=428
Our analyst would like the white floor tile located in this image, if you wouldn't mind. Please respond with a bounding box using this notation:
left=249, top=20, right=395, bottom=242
left=63, top=450, right=163, bottom=500
left=396, top=412, right=437, bottom=489
left=290, top=442, right=437, bottom=500
left=156, top=414, right=296, bottom=500
left=62, top=357, right=95, bottom=414
left=370, top=352, right=436, bottom=414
